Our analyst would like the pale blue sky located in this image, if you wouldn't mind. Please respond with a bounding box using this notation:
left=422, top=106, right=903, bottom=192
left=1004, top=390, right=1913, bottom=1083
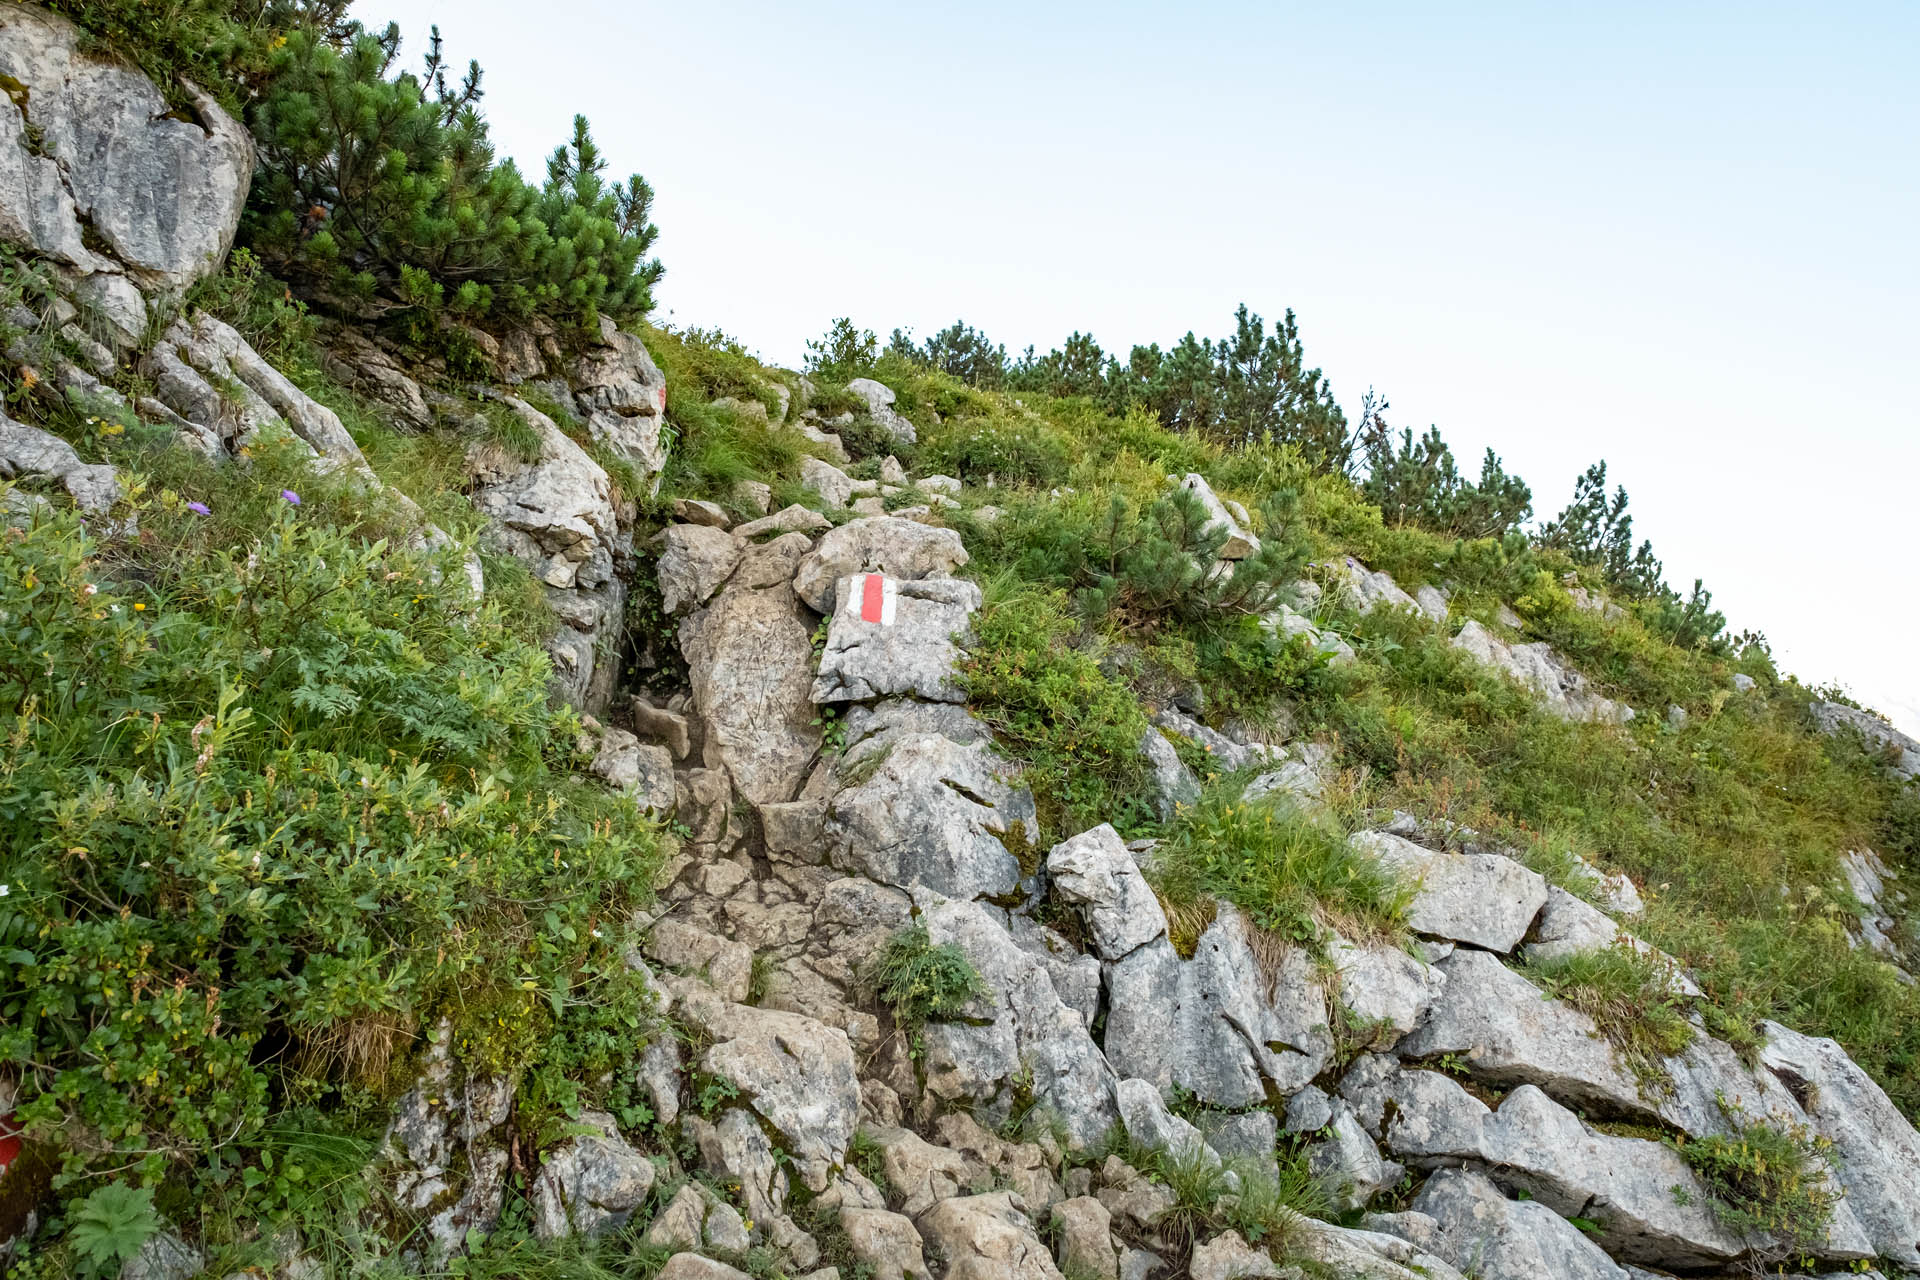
left=382, top=0, right=1920, bottom=732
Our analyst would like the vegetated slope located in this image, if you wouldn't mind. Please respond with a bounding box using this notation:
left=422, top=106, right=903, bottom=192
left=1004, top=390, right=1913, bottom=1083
left=2, top=2, right=1918, bottom=1276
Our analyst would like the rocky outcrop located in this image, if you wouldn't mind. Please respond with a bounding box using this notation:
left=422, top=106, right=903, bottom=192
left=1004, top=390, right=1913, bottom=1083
left=1171, top=473, right=1258, bottom=559
left=529, top=1111, right=656, bottom=1239
left=1382, top=1168, right=1628, bottom=1280
left=0, top=407, right=119, bottom=513
left=1348, top=830, right=1547, bottom=952
left=791, top=517, right=969, bottom=613
left=1814, top=699, right=1920, bottom=779
left=846, top=377, right=918, bottom=445
left=1452, top=619, right=1634, bottom=725
left=0, top=4, right=251, bottom=339
left=812, top=574, right=980, bottom=704
left=380, top=1024, right=515, bottom=1257
left=571, top=317, right=669, bottom=491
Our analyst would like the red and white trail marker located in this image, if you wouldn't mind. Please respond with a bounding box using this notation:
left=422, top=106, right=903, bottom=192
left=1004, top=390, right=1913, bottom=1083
left=857, top=573, right=897, bottom=626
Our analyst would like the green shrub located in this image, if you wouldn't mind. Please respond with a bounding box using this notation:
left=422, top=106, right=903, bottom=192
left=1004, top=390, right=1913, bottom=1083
left=867, top=924, right=989, bottom=1029
left=0, top=479, right=664, bottom=1188
left=920, top=415, right=1072, bottom=488
left=247, top=29, right=659, bottom=332
left=958, top=582, right=1155, bottom=842
left=1674, top=1109, right=1839, bottom=1260
left=38, top=0, right=323, bottom=112
left=1149, top=790, right=1409, bottom=947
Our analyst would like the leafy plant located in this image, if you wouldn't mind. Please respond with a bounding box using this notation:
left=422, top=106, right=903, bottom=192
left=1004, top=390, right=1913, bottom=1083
left=866, top=923, right=990, bottom=1031
left=65, top=1183, right=160, bottom=1276
left=1674, top=1106, right=1839, bottom=1262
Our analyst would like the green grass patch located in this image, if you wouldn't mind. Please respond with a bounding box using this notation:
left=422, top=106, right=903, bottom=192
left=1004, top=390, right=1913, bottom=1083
left=1524, top=944, right=1696, bottom=1092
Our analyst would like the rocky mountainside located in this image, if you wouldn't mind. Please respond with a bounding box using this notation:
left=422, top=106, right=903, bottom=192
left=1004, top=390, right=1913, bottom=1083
left=2, top=5, right=1919, bottom=1279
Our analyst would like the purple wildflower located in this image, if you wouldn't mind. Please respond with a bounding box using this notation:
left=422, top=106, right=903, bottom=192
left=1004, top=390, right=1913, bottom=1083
left=186, top=501, right=211, bottom=516
left=281, top=489, right=301, bottom=506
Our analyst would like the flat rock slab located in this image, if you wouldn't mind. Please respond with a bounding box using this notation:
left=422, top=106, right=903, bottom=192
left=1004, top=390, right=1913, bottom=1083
left=1349, top=830, right=1547, bottom=953
left=812, top=573, right=980, bottom=704
left=791, top=517, right=969, bottom=612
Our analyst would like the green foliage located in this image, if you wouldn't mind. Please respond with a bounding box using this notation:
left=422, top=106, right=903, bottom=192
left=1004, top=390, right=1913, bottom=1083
left=64, top=1183, right=160, bottom=1277
left=1359, top=420, right=1532, bottom=539
left=1524, top=944, right=1696, bottom=1090
left=888, top=320, right=1008, bottom=387
left=1538, top=460, right=1664, bottom=596
left=246, top=27, right=659, bottom=331
left=957, top=583, right=1155, bottom=841
left=1125, top=1138, right=1323, bottom=1260
left=866, top=923, right=989, bottom=1030
left=1675, top=1108, right=1839, bottom=1259
left=804, top=318, right=878, bottom=381
left=919, top=415, right=1071, bottom=489
left=0, top=473, right=664, bottom=1190
left=1150, top=790, right=1410, bottom=947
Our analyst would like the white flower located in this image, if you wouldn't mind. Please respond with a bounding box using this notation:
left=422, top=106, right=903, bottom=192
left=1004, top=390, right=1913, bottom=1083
left=591, top=928, right=602, bottom=939
left=0, top=883, right=9, bottom=896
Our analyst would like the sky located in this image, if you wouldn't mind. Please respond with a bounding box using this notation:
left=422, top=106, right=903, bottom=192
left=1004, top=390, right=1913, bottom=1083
left=378, top=0, right=1920, bottom=734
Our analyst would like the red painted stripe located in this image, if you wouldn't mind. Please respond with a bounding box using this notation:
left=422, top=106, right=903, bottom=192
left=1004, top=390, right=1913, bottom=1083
left=0, top=1114, right=19, bottom=1174
left=860, top=574, right=885, bottom=623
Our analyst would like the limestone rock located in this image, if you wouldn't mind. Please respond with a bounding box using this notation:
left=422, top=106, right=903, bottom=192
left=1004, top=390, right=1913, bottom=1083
left=812, top=574, right=981, bottom=704
left=0, top=407, right=119, bottom=513
left=657, top=1256, right=753, bottom=1280
left=733, top=479, right=773, bottom=515
left=1348, top=830, right=1547, bottom=952
left=1115, top=1077, right=1218, bottom=1165
left=686, top=1002, right=860, bottom=1191
left=1400, top=1168, right=1626, bottom=1280
left=1290, top=1218, right=1470, bottom=1280
left=117, top=1234, right=205, bottom=1280
left=847, top=377, right=918, bottom=445
left=0, top=4, right=250, bottom=306
left=682, top=573, right=821, bottom=805
left=382, top=1023, right=515, bottom=1256
left=1414, top=583, right=1450, bottom=623
left=675, top=497, right=731, bottom=528
left=826, top=725, right=1034, bottom=901
left=921, top=898, right=1121, bottom=1148
left=802, top=455, right=860, bottom=508
left=840, top=1208, right=931, bottom=1280
left=572, top=320, right=669, bottom=490
left=1104, top=906, right=1330, bottom=1109
left=590, top=729, right=676, bottom=814
left=1047, top=824, right=1168, bottom=961
left=917, top=1192, right=1063, bottom=1280
left=1050, top=1196, right=1117, bottom=1280
left=792, top=517, right=969, bottom=612
left=1171, top=473, right=1259, bottom=559
left=530, top=1111, right=656, bottom=1239
left=1812, top=700, right=1920, bottom=779
left=870, top=1125, right=968, bottom=1217
left=645, top=919, right=754, bottom=1003
left=1329, top=933, right=1445, bottom=1050
left=735, top=503, right=833, bottom=540
left=1139, top=728, right=1201, bottom=821
left=1309, top=1103, right=1403, bottom=1212
left=659, top=525, right=743, bottom=615
left=1188, top=1230, right=1282, bottom=1280
left=1328, top=556, right=1420, bottom=614
left=1452, top=619, right=1634, bottom=725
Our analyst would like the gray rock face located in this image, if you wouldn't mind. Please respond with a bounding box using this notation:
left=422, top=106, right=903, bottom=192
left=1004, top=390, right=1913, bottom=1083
left=1400, top=1168, right=1627, bottom=1280
left=1348, top=831, right=1547, bottom=953
left=590, top=729, right=676, bottom=814
left=1309, top=1103, right=1404, bottom=1212
left=1187, top=1230, right=1283, bottom=1279
left=1414, top=583, right=1450, bottom=623
left=921, top=898, right=1121, bottom=1148
left=1760, top=1021, right=1920, bottom=1267
left=826, top=723, right=1034, bottom=901
left=1452, top=619, right=1633, bottom=725
left=1151, top=707, right=1281, bottom=775
left=682, top=570, right=821, bottom=805
left=687, top=1001, right=860, bottom=1191
left=1171, top=473, right=1258, bottom=559
left=1139, top=728, right=1201, bottom=820
left=841, top=1207, right=932, bottom=1280
left=791, top=517, right=969, bottom=613
left=1262, top=603, right=1358, bottom=666
left=812, top=574, right=980, bottom=704
left=0, top=5, right=250, bottom=312
left=0, top=407, right=119, bottom=513
left=530, top=1110, right=656, bottom=1239
left=382, top=1024, right=515, bottom=1256
left=117, top=1233, right=205, bottom=1280
left=1519, top=886, right=1633, bottom=967
left=1329, top=556, right=1421, bottom=614
left=1813, top=700, right=1920, bottom=779
left=801, top=455, right=859, bottom=508
left=1050, top=1196, right=1117, bottom=1280
left=571, top=319, right=669, bottom=491
left=1115, top=1076, right=1218, bottom=1165
left=917, top=1191, right=1063, bottom=1280
left=658, top=524, right=743, bottom=616
left=1838, top=848, right=1908, bottom=961
left=1290, top=1219, right=1470, bottom=1280
left=656, top=1258, right=753, bottom=1280
left=1103, top=905, right=1330, bottom=1108
left=1329, top=933, right=1446, bottom=1048
left=846, top=377, right=918, bottom=445
left=1047, top=824, right=1168, bottom=960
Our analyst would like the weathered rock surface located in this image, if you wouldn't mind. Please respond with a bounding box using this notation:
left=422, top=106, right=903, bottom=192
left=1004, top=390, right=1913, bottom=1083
left=530, top=1110, right=656, bottom=1239
left=1050, top=1197, right=1117, bottom=1280
left=1139, top=728, right=1202, bottom=820
left=1171, top=473, right=1258, bottom=559
left=1104, top=905, right=1330, bottom=1108
left=812, top=574, right=980, bottom=704
left=572, top=318, right=669, bottom=489
left=846, top=377, right=918, bottom=445
left=0, top=4, right=251, bottom=320
left=0, top=408, right=119, bottom=513
left=589, top=729, right=676, bottom=814
left=381, top=1025, right=514, bottom=1256
left=1348, top=830, right=1547, bottom=953
left=1813, top=700, right=1920, bottom=779
left=917, top=1192, right=1063, bottom=1280
left=659, top=524, right=743, bottom=615
left=1452, top=619, right=1633, bottom=725
left=841, top=1207, right=932, bottom=1280
left=791, top=517, right=968, bottom=612
left=1390, top=1168, right=1627, bottom=1280
left=921, top=898, right=1120, bottom=1147
left=1328, top=556, right=1420, bottom=614
left=1188, top=1230, right=1283, bottom=1279
left=1047, top=824, right=1168, bottom=961
left=682, top=565, right=821, bottom=805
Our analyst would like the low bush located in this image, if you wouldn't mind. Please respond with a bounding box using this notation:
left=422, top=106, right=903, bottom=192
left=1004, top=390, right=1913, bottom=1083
left=866, top=924, right=989, bottom=1030
left=1674, top=1108, right=1839, bottom=1262
left=1149, top=791, right=1409, bottom=947
left=958, top=581, right=1155, bottom=842
left=919, top=414, right=1072, bottom=488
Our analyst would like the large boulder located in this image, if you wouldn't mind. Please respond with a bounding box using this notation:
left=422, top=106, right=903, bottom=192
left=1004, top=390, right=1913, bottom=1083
left=1328, top=934, right=1446, bottom=1050
left=1452, top=620, right=1633, bottom=725
left=1103, top=904, right=1330, bottom=1108
left=812, top=574, right=980, bottom=704
left=658, top=524, right=742, bottom=615
left=1328, top=556, right=1420, bottom=614
left=791, top=517, right=968, bottom=613
left=921, top=898, right=1121, bottom=1148
left=0, top=4, right=251, bottom=334
left=682, top=557, right=822, bottom=805
left=1046, top=824, right=1168, bottom=961
left=1347, top=831, right=1547, bottom=952
left=825, top=718, right=1035, bottom=901
left=1812, top=700, right=1920, bottom=780
left=1760, top=1021, right=1920, bottom=1268
left=570, top=318, right=669, bottom=490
